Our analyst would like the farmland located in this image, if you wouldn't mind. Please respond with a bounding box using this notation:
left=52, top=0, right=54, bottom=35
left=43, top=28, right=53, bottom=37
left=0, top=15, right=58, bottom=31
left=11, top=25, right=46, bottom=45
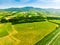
left=49, top=20, right=60, bottom=24
left=0, top=7, right=60, bottom=45
left=0, top=21, right=57, bottom=45
left=35, top=20, right=60, bottom=45
left=35, top=24, right=60, bottom=45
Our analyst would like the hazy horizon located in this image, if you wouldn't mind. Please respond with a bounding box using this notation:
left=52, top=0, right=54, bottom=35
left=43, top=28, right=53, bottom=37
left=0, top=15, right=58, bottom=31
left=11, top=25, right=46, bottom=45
left=0, top=0, right=60, bottom=9
left=1, top=6, right=60, bottom=9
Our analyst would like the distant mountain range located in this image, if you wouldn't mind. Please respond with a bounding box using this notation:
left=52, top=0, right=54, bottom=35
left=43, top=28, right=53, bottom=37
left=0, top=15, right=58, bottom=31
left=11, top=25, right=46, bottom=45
left=0, top=7, right=60, bottom=12
left=0, top=7, right=60, bottom=16
left=0, top=7, right=43, bottom=12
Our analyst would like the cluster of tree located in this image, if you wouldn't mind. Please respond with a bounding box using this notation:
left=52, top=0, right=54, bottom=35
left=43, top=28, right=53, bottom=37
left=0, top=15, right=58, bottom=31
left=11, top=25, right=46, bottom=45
left=0, top=11, right=47, bottom=24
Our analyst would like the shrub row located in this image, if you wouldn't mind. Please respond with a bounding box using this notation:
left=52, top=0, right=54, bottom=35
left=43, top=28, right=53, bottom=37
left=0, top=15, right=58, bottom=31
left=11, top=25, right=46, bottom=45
left=0, top=16, right=46, bottom=24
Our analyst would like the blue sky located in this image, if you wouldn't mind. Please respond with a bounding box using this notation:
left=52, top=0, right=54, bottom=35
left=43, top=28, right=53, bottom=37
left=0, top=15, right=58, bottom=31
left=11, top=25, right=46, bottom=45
left=0, top=0, right=60, bottom=9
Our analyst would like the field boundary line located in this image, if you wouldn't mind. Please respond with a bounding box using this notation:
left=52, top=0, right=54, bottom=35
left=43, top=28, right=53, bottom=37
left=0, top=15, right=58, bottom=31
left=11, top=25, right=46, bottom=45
left=47, top=32, right=60, bottom=45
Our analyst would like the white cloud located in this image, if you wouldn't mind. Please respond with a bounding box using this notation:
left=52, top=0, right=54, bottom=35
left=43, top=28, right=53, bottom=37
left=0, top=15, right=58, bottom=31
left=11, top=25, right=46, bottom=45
left=52, top=0, right=60, bottom=2
left=1, top=0, right=60, bottom=9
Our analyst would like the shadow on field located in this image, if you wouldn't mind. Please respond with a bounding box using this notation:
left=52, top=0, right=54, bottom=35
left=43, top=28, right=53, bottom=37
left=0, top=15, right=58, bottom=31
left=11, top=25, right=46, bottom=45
left=11, top=20, right=46, bottom=25
left=47, top=17, right=60, bottom=20
left=0, top=20, right=46, bottom=25
left=48, top=21, right=60, bottom=25
left=0, top=16, right=46, bottom=25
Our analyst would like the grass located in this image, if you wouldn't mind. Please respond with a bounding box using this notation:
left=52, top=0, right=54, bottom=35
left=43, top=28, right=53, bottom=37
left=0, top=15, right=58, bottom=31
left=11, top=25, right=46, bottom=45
left=0, top=23, right=12, bottom=37
left=35, top=20, right=60, bottom=45
left=0, top=23, right=18, bottom=45
left=49, top=20, right=60, bottom=24
left=0, top=21, right=57, bottom=45
left=13, top=21, right=57, bottom=45
left=35, top=25, right=60, bottom=45
left=50, top=34, right=60, bottom=45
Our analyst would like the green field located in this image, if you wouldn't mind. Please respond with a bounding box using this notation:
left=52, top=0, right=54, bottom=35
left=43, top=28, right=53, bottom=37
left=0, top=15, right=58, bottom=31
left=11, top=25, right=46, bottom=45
left=49, top=20, right=60, bottom=24
left=0, top=10, right=60, bottom=45
left=0, top=21, right=57, bottom=45
left=0, top=23, right=12, bottom=37
left=35, top=25, right=60, bottom=45
left=50, top=34, right=60, bottom=45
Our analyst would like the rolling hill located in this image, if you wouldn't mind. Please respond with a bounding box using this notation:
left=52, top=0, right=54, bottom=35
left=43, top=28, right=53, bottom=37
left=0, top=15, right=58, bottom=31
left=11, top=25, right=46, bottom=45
left=0, top=7, right=60, bottom=17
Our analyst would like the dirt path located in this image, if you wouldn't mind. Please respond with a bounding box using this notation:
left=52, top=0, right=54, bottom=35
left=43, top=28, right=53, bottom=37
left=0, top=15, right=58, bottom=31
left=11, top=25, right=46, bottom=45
left=7, top=26, right=20, bottom=45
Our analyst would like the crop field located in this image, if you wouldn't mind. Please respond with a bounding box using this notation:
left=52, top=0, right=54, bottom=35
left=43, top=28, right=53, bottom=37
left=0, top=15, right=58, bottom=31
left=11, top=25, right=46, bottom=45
left=35, top=20, right=60, bottom=45
left=0, top=21, right=57, bottom=45
left=49, top=20, right=60, bottom=24
left=35, top=25, right=60, bottom=45
left=50, top=31, right=60, bottom=45
left=0, top=23, right=12, bottom=37
left=0, top=9, right=60, bottom=45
